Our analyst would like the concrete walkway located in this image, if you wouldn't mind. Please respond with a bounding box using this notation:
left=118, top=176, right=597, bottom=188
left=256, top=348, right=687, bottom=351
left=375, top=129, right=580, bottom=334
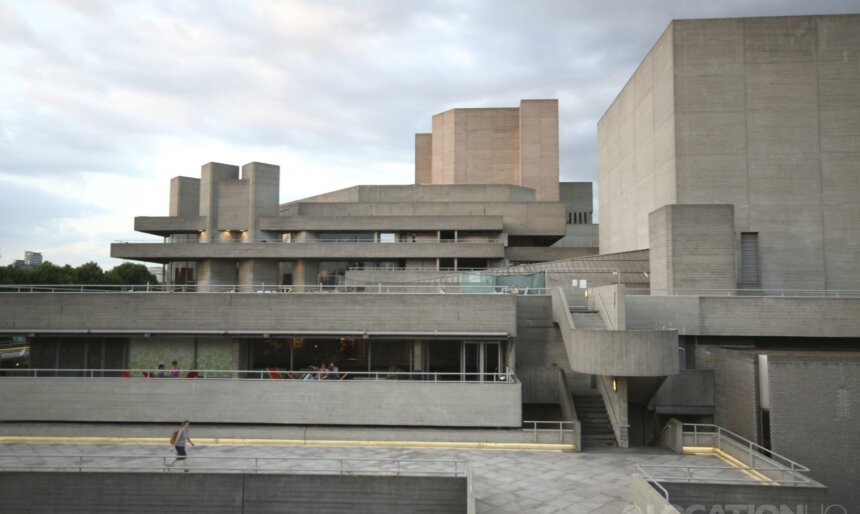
left=0, top=441, right=750, bottom=513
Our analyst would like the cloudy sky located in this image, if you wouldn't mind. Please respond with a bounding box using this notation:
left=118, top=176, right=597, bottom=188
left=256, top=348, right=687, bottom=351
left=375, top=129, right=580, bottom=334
left=1, top=0, right=858, bottom=268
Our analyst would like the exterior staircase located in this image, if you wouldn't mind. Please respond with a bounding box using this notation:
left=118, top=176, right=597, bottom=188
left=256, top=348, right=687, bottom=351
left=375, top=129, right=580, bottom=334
left=569, top=310, right=607, bottom=330
left=572, top=393, right=617, bottom=448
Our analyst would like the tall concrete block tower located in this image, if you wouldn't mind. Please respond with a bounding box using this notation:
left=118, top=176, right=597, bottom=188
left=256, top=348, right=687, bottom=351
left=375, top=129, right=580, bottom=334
left=415, top=99, right=560, bottom=201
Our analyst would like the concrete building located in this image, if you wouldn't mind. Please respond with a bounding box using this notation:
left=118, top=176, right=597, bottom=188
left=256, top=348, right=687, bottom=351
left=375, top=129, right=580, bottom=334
left=1, top=14, right=859, bottom=512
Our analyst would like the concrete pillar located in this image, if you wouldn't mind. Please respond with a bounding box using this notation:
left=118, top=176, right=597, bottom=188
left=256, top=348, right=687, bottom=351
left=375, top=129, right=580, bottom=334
left=199, top=162, right=239, bottom=242
left=293, top=260, right=319, bottom=287
left=414, top=133, right=432, bottom=184
left=238, top=260, right=279, bottom=290
left=242, top=162, right=280, bottom=241
left=519, top=99, right=559, bottom=201
left=649, top=204, right=736, bottom=295
left=169, top=177, right=200, bottom=217
left=197, top=260, right=237, bottom=292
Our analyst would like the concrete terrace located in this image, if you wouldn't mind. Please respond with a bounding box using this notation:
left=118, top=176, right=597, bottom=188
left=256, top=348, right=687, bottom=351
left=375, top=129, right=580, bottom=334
left=0, top=437, right=751, bottom=513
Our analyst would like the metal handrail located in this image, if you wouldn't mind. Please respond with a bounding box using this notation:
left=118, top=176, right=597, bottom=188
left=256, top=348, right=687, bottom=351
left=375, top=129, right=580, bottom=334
left=0, top=284, right=550, bottom=295
left=683, top=423, right=809, bottom=472
left=0, top=453, right=468, bottom=476
left=633, top=464, right=671, bottom=501
left=521, top=420, right=577, bottom=444
left=635, top=463, right=812, bottom=485
left=1, top=368, right=519, bottom=384
left=629, top=288, right=860, bottom=298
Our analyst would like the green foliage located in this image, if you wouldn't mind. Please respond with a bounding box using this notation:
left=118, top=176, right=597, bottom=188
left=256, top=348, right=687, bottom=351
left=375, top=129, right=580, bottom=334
left=0, top=261, right=157, bottom=285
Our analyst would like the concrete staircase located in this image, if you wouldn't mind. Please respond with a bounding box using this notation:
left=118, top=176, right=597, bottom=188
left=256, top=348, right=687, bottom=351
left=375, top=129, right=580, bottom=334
left=572, top=393, right=617, bottom=448
left=569, top=310, right=607, bottom=330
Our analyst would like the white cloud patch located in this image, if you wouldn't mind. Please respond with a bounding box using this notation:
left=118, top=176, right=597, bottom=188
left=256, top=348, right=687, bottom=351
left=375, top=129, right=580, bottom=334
left=1, top=0, right=858, bottom=267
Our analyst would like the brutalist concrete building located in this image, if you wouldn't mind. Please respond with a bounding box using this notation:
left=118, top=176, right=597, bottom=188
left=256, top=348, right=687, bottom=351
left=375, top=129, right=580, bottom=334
left=1, top=14, right=859, bottom=512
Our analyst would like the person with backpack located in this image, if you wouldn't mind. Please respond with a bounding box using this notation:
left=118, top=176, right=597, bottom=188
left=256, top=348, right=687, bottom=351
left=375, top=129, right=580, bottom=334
left=166, top=420, right=195, bottom=471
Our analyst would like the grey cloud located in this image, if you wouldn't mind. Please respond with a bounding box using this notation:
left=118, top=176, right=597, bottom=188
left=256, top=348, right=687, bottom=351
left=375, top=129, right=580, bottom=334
left=3, top=0, right=860, bottom=188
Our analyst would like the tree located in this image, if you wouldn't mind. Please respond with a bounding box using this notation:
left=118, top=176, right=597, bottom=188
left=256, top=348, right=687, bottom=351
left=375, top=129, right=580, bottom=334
left=104, top=262, right=157, bottom=285
left=74, top=262, right=105, bottom=284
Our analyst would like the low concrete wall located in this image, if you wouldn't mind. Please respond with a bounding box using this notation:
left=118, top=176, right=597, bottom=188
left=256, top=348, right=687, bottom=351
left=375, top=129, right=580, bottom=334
left=653, top=418, right=684, bottom=454
left=630, top=474, right=681, bottom=514
left=0, top=472, right=468, bottom=514
left=597, top=374, right=629, bottom=448
left=0, top=293, right=517, bottom=337
left=0, top=377, right=522, bottom=427
left=627, top=295, right=860, bottom=338
left=552, top=288, right=678, bottom=377
left=662, top=481, right=828, bottom=512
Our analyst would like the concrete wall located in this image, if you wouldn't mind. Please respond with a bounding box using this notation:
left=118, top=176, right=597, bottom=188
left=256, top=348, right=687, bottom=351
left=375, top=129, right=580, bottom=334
left=661, top=481, right=827, bottom=512
left=0, top=472, right=468, bottom=514
left=587, top=284, right=626, bottom=330
left=260, top=215, right=504, bottom=232
left=518, top=99, right=560, bottom=201
left=0, top=377, right=522, bottom=427
left=169, top=176, right=200, bottom=217
left=648, top=204, right=736, bottom=294
left=290, top=201, right=565, bottom=236
left=710, top=347, right=758, bottom=442
left=514, top=296, right=573, bottom=403
left=135, top=216, right=206, bottom=235
left=0, top=293, right=518, bottom=336
left=598, top=24, right=675, bottom=255
left=551, top=288, right=679, bottom=377
left=424, top=101, right=559, bottom=201
left=287, top=184, right=537, bottom=205
left=630, top=474, right=682, bottom=514
left=650, top=370, right=714, bottom=413
left=415, top=133, right=433, bottom=184
left=626, top=295, right=860, bottom=338
left=768, top=355, right=860, bottom=511
left=599, top=15, right=860, bottom=290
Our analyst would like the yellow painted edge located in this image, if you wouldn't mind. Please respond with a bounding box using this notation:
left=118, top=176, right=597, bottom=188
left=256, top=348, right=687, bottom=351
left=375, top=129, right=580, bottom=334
left=683, top=446, right=778, bottom=485
left=0, top=436, right=574, bottom=452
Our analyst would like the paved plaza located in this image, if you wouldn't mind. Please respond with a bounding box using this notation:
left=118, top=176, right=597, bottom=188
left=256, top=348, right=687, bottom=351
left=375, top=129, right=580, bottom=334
left=0, top=441, right=750, bottom=513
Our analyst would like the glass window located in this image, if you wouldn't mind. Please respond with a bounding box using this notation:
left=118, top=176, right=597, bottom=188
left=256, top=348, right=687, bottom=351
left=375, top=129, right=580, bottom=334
left=369, top=341, right=411, bottom=375
left=379, top=232, right=396, bottom=243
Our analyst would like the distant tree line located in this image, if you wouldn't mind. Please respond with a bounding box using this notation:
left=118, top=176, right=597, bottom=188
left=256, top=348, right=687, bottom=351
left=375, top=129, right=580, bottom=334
left=0, top=262, right=157, bottom=285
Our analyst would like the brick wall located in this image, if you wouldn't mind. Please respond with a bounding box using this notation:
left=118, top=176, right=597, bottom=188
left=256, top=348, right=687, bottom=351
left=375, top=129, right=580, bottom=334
left=768, top=355, right=860, bottom=512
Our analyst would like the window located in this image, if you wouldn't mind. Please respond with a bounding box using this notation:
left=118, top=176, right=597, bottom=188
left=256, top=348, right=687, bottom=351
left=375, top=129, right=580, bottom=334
left=740, top=233, right=759, bottom=285
left=379, top=232, right=396, bottom=243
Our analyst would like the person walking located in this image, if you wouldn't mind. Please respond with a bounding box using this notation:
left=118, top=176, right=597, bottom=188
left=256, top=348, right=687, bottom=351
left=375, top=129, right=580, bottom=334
left=167, top=420, right=195, bottom=471
left=168, top=361, right=179, bottom=378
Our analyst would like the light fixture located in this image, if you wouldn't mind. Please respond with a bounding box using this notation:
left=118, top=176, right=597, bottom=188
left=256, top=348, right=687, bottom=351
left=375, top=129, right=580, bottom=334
left=612, top=378, right=617, bottom=392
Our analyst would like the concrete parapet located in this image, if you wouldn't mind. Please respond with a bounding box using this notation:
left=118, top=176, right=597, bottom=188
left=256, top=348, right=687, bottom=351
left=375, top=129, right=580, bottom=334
left=0, top=377, right=522, bottom=428
left=111, top=241, right=506, bottom=262
left=0, top=472, right=469, bottom=514
left=627, top=295, right=860, bottom=337
left=552, top=289, right=679, bottom=377
left=650, top=370, right=714, bottom=414
left=259, top=215, right=504, bottom=232
left=135, top=216, right=206, bottom=235
left=0, top=292, right=517, bottom=336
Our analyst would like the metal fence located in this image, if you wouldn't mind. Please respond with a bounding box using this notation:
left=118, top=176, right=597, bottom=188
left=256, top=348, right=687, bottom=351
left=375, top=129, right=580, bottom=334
left=0, top=283, right=549, bottom=295
left=1, top=367, right=519, bottom=384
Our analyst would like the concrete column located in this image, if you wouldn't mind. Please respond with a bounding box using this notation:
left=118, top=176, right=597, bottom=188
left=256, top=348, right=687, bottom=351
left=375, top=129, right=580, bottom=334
left=242, top=162, right=280, bottom=241
left=293, top=260, right=319, bottom=287
left=649, top=204, right=736, bottom=295
left=519, top=100, right=559, bottom=201
left=169, top=177, right=201, bottom=217
left=238, top=260, right=279, bottom=290
left=199, top=163, right=239, bottom=242
left=197, top=260, right=237, bottom=292
left=414, top=133, right=432, bottom=184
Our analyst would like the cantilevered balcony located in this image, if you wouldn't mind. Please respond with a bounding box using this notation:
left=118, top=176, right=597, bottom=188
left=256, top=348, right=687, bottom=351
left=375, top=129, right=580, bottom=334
left=134, top=216, right=207, bottom=236
left=110, top=240, right=506, bottom=263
